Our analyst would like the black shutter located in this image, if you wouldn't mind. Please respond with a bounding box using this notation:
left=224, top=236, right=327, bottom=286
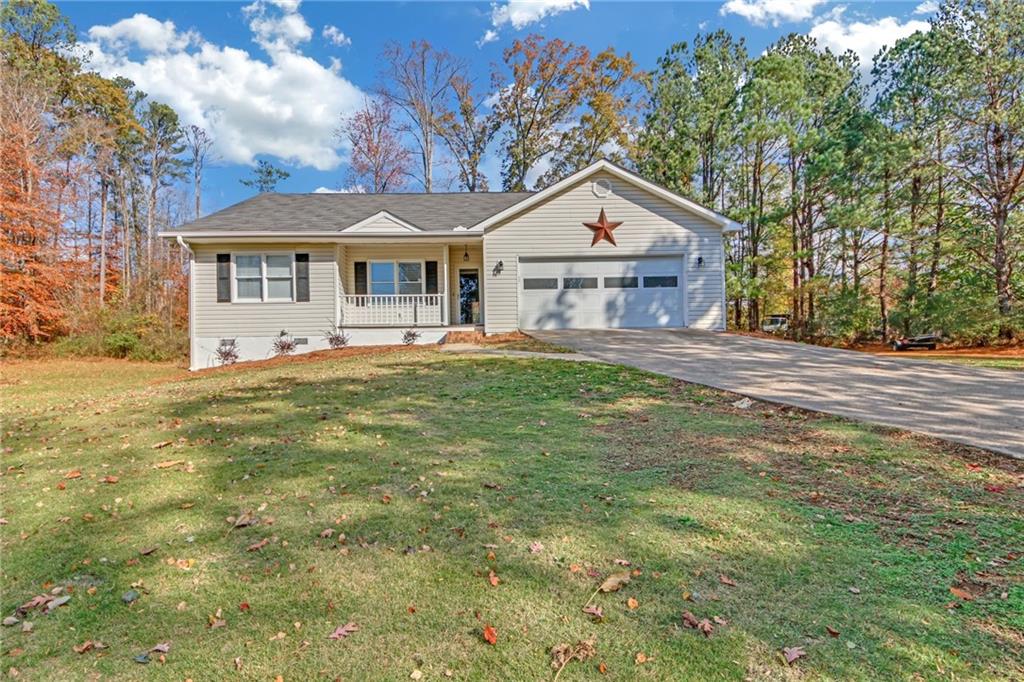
left=295, top=253, right=310, bottom=302
left=354, top=261, right=367, bottom=295
left=425, top=261, right=438, bottom=294
left=216, top=254, right=231, bottom=302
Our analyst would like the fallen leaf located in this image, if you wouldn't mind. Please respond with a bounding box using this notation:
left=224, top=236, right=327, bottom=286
left=550, top=639, right=596, bottom=672
left=488, top=570, right=500, bottom=587
left=582, top=605, right=604, bottom=620
left=682, top=610, right=714, bottom=637
left=239, top=602, right=250, bottom=611
left=613, top=559, right=631, bottom=566
left=247, top=538, right=269, bottom=552
left=149, top=642, right=170, bottom=654
left=73, top=641, right=94, bottom=654
left=529, top=541, right=543, bottom=554
left=826, top=626, right=840, bottom=638
left=598, top=572, right=631, bottom=593
left=328, top=622, right=358, bottom=640
left=482, top=625, right=497, bottom=645
left=410, top=671, right=423, bottom=680
left=783, top=646, right=806, bottom=665
left=848, top=586, right=861, bottom=594
left=151, top=441, right=174, bottom=450
left=139, top=547, right=158, bottom=556
left=103, top=476, right=119, bottom=484
left=319, top=528, right=334, bottom=538
left=713, top=615, right=728, bottom=626
left=45, top=595, right=70, bottom=613
left=949, top=586, right=975, bottom=601
left=65, top=470, right=82, bottom=479
left=627, top=597, right=639, bottom=610
left=634, top=652, right=648, bottom=665
left=2, top=617, right=18, bottom=627
left=718, top=575, right=737, bottom=587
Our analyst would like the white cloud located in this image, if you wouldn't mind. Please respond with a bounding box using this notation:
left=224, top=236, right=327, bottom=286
left=477, top=30, right=499, bottom=48
left=81, top=1, right=364, bottom=170
left=322, top=24, right=351, bottom=47
left=87, top=14, right=198, bottom=53
left=313, top=184, right=365, bottom=193
left=913, top=1, right=939, bottom=15
left=243, top=0, right=312, bottom=54
left=810, top=14, right=930, bottom=70
left=720, top=0, right=825, bottom=26
left=478, top=0, right=590, bottom=47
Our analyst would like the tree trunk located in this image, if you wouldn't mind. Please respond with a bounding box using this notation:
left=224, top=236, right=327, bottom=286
left=879, top=167, right=892, bottom=342
left=99, top=177, right=107, bottom=307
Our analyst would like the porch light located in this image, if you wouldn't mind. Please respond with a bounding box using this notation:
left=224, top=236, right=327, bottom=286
left=696, top=256, right=704, bottom=269
left=463, top=244, right=469, bottom=262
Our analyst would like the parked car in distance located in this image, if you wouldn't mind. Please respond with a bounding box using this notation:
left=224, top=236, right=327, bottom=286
left=761, top=314, right=790, bottom=334
left=890, top=334, right=940, bottom=351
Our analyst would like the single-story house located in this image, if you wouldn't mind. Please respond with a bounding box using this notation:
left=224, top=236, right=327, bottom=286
left=161, top=160, right=741, bottom=370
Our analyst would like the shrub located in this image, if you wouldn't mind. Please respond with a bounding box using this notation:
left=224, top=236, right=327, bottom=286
left=214, top=338, right=239, bottom=365
left=323, top=324, right=350, bottom=349
left=51, top=307, right=187, bottom=362
left=401, top=328, right=421, bottom=346
left=272, top=330, right=296, bottom=356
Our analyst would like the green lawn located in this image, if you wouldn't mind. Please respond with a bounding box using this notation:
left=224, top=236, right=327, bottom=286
left=1, top=351, right=1021, bottom=680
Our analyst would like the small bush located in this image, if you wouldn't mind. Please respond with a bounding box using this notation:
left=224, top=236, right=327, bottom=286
left=323, top=324, right=350, bottom=349
left=272, top=330, right=297, bottom=356
left=214, top=338, right=239, bottom=365
left=51, top=308, right=187, bottom=362
left=401, top=328, right=421, bottom=346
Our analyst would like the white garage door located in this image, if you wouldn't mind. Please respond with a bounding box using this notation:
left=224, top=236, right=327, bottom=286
left=519, top=257, right=685, bottom=330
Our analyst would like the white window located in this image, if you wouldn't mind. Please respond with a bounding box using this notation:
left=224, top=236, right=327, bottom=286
left=369, top=261, right=423, bottom=296
left=233, top=254, right=294, bottom=302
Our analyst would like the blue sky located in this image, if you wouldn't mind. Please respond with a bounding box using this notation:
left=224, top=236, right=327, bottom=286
left=58, top=1, right=936, bottom=214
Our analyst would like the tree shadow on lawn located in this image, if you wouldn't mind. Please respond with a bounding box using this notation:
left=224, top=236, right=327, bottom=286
left=4, top=352, right=1021, bottom=680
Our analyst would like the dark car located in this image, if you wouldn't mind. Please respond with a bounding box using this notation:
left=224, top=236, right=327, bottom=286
left=890, top=334, right=940, bottom=351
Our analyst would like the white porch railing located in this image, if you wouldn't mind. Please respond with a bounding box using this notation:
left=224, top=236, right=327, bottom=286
left=342, top=294, right=443, bottom=327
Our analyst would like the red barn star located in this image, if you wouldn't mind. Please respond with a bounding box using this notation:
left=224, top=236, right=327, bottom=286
left=583, top=208, right=623, bottom=246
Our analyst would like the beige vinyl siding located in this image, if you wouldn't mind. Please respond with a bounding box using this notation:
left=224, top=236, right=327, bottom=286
left=347, top=214, right=417, bottom=233
left=192, top=243, right=336, bottom=338
left=342, top=244, right=449, bottom=294
left=483, top=170, right=726, bottom=333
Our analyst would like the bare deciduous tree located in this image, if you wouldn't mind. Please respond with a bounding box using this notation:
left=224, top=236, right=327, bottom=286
left=183, top=124, right=214, bottom=219
left=336, top=98, right=410, bottom=193
left=379, top=40, right=465, bottom=193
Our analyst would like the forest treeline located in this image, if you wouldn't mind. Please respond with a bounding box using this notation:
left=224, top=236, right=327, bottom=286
left=1, top=0, right=1020, bottom=359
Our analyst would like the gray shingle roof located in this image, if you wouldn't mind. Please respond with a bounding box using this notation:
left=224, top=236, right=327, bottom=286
left=167, top=191, right=536, bottom=234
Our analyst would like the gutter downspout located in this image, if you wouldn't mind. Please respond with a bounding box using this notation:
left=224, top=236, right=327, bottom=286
left=177, top=236, right=197, bottom=370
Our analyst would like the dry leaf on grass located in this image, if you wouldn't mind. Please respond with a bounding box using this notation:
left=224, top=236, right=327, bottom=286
left=151, top=441, right=173, bottom=450
left=482, top=625, right=497, bottom=645
left=328, top=622, right=358, bottom=640
left=682, top=611, right=714, bottom=637
left=826, top=626, right=840, bottom=638
left=488, top=570, right=500, bottom=587
left=582, top=605, right=604, bottom=620
left=550, top=639, right=596, bottom=677
left=247, top=538, right=269, bottom=552
left=626, top=597, right=639, bottom=610
left=598, top=572, right=631, bottom=593
left=718, top=574, right=737, bottom=587
left=64, top=470, right=82, bottom=479
left=782, top=646, right=807, bottom=665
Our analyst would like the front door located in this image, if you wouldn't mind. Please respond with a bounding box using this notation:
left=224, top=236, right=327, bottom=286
left=458, top=269, right=480, bottom=324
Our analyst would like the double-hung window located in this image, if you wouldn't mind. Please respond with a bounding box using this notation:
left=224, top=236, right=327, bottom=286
left=369, top=261, right=423, bottom=296
left=233, top=254, right=295, bottom=302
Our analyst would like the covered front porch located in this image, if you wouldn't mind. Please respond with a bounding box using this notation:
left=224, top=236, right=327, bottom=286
left=336, top=241, right=484, bottom=329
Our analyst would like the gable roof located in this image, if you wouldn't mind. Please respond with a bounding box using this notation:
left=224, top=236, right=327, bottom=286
left=341, top=210, right=423, bottom=233
left=470, top=159, right=742, bottom=233
left=163, top=191, right=534, bottom=235
left=161, top=160, right=741, bottom=238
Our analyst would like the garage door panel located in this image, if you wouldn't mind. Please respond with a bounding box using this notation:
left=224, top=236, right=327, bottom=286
left=519, top=258, right=684, bottom=330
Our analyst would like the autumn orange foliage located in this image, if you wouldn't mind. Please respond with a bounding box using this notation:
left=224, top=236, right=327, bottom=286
left=0, top=117, right=69, bottom=342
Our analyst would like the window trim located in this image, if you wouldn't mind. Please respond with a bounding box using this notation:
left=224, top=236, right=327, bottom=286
left=368, top=259, right=425, bottom=296
left=230, top=252, right=296, bottom=303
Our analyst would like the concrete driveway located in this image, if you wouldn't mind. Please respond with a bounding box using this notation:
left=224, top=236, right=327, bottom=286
left=532, top=328, right=1024, bottom=459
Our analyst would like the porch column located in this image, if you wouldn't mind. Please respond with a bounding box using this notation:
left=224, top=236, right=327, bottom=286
left=442, top=244, right=450, bottom=325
